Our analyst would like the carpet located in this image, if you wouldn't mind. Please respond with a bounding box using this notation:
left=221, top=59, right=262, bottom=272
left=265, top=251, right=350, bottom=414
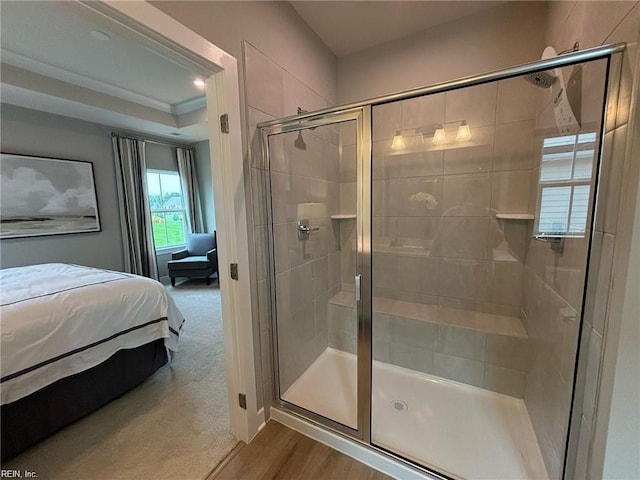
left=3, top=280, right=238, bottom=480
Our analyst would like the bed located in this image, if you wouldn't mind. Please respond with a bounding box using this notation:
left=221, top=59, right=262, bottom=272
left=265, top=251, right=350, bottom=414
left=0, top=263, right=185, bottom=460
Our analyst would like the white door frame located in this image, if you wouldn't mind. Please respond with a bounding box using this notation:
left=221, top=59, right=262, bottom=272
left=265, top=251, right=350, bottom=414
left=83, top=0, right=261, bottom=443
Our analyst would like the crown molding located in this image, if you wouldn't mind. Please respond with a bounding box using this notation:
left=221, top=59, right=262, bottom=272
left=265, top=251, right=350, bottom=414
left=1, top=49, right=173, bottom=113
left=173, top=95, right=206, bottom=115
left=1, top=83, right=209, bottom=142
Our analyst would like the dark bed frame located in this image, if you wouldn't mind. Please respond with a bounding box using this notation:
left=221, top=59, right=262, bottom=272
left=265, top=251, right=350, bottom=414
left=1, top=339, right=168, bottom=460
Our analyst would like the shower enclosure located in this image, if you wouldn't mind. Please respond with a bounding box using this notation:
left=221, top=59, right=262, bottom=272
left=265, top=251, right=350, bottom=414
left=259, top=44, right=623, bottom=479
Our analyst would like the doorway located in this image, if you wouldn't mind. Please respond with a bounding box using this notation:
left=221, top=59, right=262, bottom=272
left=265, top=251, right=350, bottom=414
left=77, top=1, right=259, bottom=443
left=0, top=0, right=258, bottom=475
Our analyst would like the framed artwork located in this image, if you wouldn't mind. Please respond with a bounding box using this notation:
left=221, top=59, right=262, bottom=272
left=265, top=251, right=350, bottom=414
left=0, top=153, right=101, bottom=239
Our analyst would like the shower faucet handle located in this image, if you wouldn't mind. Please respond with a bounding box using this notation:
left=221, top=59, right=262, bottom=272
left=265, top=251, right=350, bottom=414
left=297, top=219, right=319, bottom=240
left=298, top=224, right=319, bottom=233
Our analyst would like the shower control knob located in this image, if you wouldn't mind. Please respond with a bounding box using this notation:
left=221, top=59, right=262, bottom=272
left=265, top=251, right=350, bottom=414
left=297, top=219, right=319, bottom=240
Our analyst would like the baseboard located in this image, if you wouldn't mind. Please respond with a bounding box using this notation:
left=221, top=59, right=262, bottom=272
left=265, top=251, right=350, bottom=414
left=270, top=408, right=438, bottom=480
left=159, top=275, right=170, bottom=285
left=256, top=407, right=265, bottom=426
left=252, top=407, right=266, bottom=440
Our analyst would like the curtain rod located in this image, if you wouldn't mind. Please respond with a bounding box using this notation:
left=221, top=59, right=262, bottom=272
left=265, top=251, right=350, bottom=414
left=111, top=132, right=196, bottom=150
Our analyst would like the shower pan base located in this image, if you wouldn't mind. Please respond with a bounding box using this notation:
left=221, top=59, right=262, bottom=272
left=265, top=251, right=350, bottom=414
left=282, top=348, right=548, bottom=480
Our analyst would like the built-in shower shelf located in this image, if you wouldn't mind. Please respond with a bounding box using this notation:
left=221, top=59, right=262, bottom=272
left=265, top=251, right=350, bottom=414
left=328, top=291, right=527, bottom=339
left=495, top=213, right=535, bottom=220
left=331, top=214, right=356, bottom=220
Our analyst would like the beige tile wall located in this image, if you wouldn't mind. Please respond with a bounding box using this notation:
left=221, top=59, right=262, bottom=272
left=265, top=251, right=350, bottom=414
left=327, top=306, right=529, bottom=397
left=269, top=123, right=342, bottom=392
left=368, top=79, right=536, bottom=319
left=243, top=41, right=337, bottom=404
left=246, top=38, right=363, bottom=403
left=337, top=122, right=359, bottom=294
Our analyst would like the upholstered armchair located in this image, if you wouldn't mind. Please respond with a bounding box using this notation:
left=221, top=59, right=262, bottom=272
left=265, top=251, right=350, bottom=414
left=168, top=232, right=218, bottom=286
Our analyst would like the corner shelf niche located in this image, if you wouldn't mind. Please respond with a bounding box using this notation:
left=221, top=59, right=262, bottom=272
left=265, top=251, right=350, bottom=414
left=331, top=214, right=356, bottom=220
left=495, top=213, right=535, bottom=221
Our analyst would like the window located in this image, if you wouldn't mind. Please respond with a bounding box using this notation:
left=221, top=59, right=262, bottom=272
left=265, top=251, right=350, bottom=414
left=146, top=170, right=187, bottom=249
left=535, top=132, right=597, bottom=237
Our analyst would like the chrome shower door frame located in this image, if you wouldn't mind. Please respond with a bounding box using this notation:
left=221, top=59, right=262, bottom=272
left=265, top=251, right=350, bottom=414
left=260, top=106, right=373, bottom=442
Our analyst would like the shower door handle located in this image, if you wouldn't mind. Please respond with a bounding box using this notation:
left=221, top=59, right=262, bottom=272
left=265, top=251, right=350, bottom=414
left=355, top=274, right=361, bottom=303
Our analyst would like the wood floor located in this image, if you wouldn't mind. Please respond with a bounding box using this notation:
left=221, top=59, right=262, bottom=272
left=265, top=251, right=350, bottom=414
left=206, top=421, right=393, bottom=480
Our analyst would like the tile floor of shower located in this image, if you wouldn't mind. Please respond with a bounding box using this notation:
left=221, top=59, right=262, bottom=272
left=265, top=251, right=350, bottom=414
left=283, top=348, right=548, bottom=480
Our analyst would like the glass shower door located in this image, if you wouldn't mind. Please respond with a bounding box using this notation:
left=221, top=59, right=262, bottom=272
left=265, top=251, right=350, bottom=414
left=263, top=108, right=370, bottom=436
left=370, top=58, right=609, bottom=479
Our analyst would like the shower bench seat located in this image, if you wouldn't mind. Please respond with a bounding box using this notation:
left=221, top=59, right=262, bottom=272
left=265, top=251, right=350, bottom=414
left=329, top=291, right=527, bottom=338
left=327, top=291, right=529, bottom=398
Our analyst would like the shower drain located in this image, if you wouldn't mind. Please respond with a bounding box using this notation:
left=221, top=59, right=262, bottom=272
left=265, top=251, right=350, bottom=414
left=391, top=400, right=408, bottom=412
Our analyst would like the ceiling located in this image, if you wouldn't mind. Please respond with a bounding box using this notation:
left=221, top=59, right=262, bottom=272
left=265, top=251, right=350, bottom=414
left=0, top=1, right=216, bottom=142
left=289, top=1, right=501, bottom=57
left=1, top=1, right=503, bottom=140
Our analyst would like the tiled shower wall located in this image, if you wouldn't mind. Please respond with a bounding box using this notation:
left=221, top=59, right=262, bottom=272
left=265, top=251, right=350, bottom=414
left=328, top=78, right=541, bottom=399
left=270, top=124, right=341, bottom=392
left=337, top=122, right=358, bottom=293
left=243, top=41, right=337, bottom=406
left=366, top=80, right=537, bottom=319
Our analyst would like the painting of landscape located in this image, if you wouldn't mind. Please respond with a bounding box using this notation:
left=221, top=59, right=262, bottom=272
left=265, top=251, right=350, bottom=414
left=0, top=153, right=101, bottom=239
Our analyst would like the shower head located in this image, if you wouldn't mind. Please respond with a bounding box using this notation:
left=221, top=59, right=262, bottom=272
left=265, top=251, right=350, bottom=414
left=524, top=45, right=562, bottom=88
left=524, top=70, right=557, bottom=88
left=294, top=130, right=307, bottom=150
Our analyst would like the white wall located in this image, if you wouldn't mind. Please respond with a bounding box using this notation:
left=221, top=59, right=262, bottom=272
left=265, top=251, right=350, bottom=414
left=337, top=2, right=548, bottom=103
left=0, top=104, right=124, bottom=271
left=603, top=133, right=640, bottom=478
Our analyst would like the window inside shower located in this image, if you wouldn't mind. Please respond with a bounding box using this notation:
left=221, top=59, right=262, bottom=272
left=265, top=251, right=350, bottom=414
left=264, top=55, right=611, bottom=480
left=535, top=132, right=597, bottom=237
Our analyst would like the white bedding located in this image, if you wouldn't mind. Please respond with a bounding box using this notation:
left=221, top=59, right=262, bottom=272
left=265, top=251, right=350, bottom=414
left=0, top=263, right=184, bottom=405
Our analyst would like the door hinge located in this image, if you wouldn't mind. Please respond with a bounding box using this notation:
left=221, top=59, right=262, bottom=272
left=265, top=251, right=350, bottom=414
left=238, top=393, right=247, bottom=410
left=230, top=263, right=239, bottom=280
left=220, top=113, right=229, bottom=134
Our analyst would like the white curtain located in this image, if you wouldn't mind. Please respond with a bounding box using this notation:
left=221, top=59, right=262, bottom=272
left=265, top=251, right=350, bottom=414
left=176, top=147, right=204, bottom=234
left=112, top=135, right=159, bottom=280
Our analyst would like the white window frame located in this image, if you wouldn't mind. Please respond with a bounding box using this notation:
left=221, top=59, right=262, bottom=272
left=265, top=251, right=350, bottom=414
left=147, top=169, right=187, bottom=252
left=535, top=132, right=597, bottom=238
